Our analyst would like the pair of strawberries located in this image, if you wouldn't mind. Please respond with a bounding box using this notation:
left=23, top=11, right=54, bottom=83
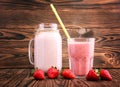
left=33, top=67, right=75, bottom=80
left=86, top=69, right=112, bottom=81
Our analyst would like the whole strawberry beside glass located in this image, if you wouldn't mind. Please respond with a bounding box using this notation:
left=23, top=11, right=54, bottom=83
left=86, top=69, right=112, bottom=81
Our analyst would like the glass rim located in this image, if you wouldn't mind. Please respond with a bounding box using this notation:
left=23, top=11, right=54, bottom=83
left=67, top=37, right=95, bottom=42
left=67, top=37, right=95, bottom=40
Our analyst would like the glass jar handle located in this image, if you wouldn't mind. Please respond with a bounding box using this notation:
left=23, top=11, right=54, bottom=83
left=28, top=39, right=34, bottom=65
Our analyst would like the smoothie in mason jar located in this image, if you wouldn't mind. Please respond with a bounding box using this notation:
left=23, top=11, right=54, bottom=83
left=28, top=23, right=62, bottom=72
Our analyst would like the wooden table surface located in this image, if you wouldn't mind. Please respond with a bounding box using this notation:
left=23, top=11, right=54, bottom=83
left=0, top=69, right=120, bottom=87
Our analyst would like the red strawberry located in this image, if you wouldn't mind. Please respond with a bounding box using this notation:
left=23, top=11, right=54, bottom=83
left=86, top=69, right=99, bottom=81
left=33, top=69, right=45, bottom=80
left=47, top=67, right=59, bottom=79
left=100, top=69, right=112, bottom=81
left=62, top=69, right=75, bottom=79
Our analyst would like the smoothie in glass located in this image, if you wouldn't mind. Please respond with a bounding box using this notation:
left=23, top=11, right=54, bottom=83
left=68, top=38, right=95, bottom=76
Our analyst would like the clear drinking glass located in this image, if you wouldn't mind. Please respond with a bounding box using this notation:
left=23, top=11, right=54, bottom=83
left=67, top=38, right=95, bottom=77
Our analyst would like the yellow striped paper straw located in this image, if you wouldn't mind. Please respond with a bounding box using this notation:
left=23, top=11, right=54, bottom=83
left=50, top=3, right=70, bottom=39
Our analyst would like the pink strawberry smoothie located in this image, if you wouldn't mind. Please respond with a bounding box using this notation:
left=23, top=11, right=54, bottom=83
left=68, top=41, right=94, bottom=76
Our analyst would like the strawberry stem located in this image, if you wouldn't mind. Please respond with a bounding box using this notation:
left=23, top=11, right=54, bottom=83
left=94, top=68, right=100, bottom=76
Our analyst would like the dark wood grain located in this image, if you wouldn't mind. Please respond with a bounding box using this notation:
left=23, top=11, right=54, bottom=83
left=0, top=69, right=120, bottom=87
left=0, top=0, right=120, bottom=69
left=0, top=28, right=120, bottom=68
left=0, top=0, right=120, bottom=28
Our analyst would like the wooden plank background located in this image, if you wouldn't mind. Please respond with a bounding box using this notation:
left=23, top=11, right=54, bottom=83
left=0, top=0, right=120, bottom=69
